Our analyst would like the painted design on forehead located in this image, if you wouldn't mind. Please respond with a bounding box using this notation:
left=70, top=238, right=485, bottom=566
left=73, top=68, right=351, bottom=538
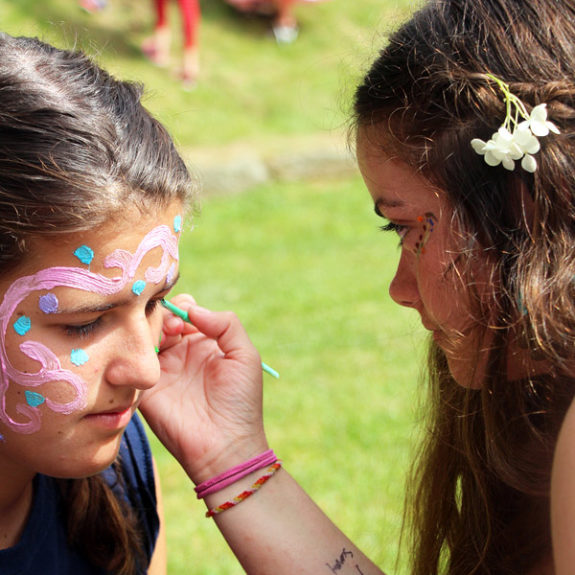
left=39, top=293, right=59, bottom=314
left=74, top=245, right=95, bottom=266
left=13, top=316, right=31, bottom=336
left=414, top=212, right=437, bottom=256
left=0, top=224, right=180, bottom=435
left=132, top=280, right=146, bottom=296
left=166, top=262, right=177, bottom=286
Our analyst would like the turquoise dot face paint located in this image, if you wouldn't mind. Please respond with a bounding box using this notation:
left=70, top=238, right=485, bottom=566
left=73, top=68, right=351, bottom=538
left=25, top=390, right=45, bottom=408
left=13, top=316, right=31, bottom=336
left=70, top=349, right=89, bottom=367
left=73, top=245, right=95, bottom=265
left=0, top=222, right=180, bottom=435
left=132, top=280, right=146, bottom=296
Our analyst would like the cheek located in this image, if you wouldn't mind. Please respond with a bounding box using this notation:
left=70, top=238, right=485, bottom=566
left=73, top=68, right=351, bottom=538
left=1, top=326, right=92, bottom=432
left=417, top=252, right=473, bottom=325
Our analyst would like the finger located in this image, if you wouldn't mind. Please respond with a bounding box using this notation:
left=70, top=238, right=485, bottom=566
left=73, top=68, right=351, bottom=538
left=161, top=293, right=198, bottom=336
left=186, top=305, right=260, bottom=363
left=171, top=293, right=197, bottom=308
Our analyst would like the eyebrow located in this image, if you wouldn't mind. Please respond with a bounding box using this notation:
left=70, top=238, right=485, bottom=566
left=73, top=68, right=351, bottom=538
left=56, top=272, right=181, bottom=316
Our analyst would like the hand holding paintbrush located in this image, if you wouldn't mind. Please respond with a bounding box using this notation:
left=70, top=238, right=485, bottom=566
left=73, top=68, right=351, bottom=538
left=161, top=299, right=279, bottom=379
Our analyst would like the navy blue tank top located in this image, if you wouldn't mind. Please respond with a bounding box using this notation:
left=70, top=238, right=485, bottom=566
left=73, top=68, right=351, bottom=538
left=0, top=414, right=159, bottom=574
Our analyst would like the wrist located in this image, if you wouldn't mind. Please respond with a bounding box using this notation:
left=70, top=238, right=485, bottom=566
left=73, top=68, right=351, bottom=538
left=183, top=436, right=270, bottom=485
left=203, top=459, right=283, bottom=518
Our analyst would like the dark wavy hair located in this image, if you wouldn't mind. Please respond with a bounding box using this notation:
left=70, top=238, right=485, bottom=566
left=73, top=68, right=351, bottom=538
left=353, top=1, right=575, bottom=573
left=0, top=33, right=194, bottom=574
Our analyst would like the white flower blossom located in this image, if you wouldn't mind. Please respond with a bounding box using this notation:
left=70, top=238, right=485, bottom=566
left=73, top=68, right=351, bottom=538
left=521, top=154, right=537, bottom=173
left=527, top=104, right=560, bottom=137
left=472, top=127, right=523, bottom=171
left=470, top=77, right=560, bottom=173
left=514, top=122, right=541, bottom=154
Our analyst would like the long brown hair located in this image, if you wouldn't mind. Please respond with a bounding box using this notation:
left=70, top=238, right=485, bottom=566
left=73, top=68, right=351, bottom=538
left=0, top=34, right=194, bottom=573
left=353, top=1, right=575, bottom=573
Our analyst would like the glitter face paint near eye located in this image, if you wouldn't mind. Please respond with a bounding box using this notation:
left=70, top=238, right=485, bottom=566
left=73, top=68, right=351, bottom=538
left=414, top=212, right=437, bottom=255
left=0, top=223, right=180, bottom=434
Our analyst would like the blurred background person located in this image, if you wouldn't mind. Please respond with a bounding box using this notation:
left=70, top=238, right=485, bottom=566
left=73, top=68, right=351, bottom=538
left=224, top=0, right=328, bottom=43
left=79, top=0, right=107, bottom=13
left=142, top=0, right=201, bottom=87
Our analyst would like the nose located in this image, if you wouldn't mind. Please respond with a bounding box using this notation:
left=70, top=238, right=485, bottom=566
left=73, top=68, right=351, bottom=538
left=388, top=250, right=420, bottom=309
left=104, top=318, right=161, bottom=390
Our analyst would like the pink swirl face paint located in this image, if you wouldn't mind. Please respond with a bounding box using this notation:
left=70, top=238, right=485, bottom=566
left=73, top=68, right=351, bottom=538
left=0, top=222, right=180, bottom=434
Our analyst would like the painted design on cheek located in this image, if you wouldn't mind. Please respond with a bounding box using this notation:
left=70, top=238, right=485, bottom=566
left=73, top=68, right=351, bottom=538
left=132, top=280, right=147, bottom=296
left=0, top=223, right=180, bottom=434
left=414, top=212, right=437, bottom=255
left=173, top=215, right=182, bottom=233
left=13, top=316, right=31, bottom=336
left=25, top=390, right=45, bottom=408
left=39, top=293, right=59, bottom=314
left=73, top=245, right=95, bottom=266
left=70, top=349, right=89, bottom=367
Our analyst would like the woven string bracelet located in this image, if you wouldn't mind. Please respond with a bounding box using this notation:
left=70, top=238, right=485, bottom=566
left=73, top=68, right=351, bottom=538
left=195, top=449, right=278, bottom=499
left=205, top=461, right=283, bottom=518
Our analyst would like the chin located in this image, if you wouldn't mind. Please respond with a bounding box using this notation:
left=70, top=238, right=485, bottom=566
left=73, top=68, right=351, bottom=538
left=47, top=437, right=124, bottom=479
left=446, top=355, right=485, bottom=389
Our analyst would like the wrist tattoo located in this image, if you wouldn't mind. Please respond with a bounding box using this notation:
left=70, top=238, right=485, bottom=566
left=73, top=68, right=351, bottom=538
left=326, top=548, right=365, bottom=574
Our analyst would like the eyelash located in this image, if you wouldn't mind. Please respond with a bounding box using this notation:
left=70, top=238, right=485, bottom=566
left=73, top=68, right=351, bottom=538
left=65, top=318, right=102, bottom=338
left=379, top=222, right=408, bottom=244
left=64, top=298, right=163, bottom=338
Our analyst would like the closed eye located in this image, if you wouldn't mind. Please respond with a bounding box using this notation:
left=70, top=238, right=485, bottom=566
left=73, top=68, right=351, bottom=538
left=379, top=221, right=408, bottom=245
left=65, top=298, right=162, bottom=338
left=145, top=297, right=163, bottom=316
left=65, top=317, right=102, bottom=338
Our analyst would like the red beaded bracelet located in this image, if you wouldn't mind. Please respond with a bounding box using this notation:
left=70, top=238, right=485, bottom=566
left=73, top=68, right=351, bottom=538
left=205, top=461, right=283, bottom=518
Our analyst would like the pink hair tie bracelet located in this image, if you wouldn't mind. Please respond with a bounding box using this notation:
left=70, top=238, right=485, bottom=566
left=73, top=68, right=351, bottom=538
left=194, top=449, right=279, bottom=499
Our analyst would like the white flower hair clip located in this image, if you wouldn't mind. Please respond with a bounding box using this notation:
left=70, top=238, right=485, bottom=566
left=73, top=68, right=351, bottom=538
left=471, top=74, right=559, bottom=173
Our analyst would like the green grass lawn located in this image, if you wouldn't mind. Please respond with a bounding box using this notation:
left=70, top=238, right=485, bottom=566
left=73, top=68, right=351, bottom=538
left=0, top=0, right=421, bottom=148
left=0, top=1, right=429, bottom=572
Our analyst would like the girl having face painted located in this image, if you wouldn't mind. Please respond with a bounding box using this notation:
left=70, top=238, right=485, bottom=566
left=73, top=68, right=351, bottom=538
left=0, top=34, right=193, bottom=575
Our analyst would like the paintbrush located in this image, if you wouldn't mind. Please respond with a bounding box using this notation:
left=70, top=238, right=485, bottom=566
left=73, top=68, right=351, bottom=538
left=161, top=299, right=280, bottom=379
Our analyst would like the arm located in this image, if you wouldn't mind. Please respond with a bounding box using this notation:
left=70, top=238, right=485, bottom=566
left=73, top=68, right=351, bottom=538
left=551, top=396, right=575, bottom=574
left=202, top=466, right=384, bottom=575
left=139, top=296, right=385, bottom=575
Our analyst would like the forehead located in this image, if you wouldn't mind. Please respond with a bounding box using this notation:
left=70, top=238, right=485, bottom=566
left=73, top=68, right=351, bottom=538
left=13, top=204, right=182, bottom=278
left=356, top=133, right=443, bottom=213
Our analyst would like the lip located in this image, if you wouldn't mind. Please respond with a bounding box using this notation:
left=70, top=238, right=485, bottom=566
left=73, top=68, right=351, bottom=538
left=84, top=404, right=135, bottom=430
